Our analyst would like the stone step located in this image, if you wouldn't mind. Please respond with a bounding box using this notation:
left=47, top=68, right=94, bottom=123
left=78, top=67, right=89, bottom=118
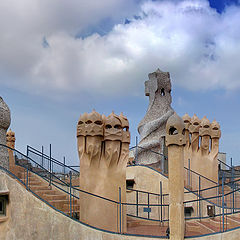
left=43, top=194, right=68, bottom=201
left=30, top=185, right=52, bottom=191
left=48, top=199, right=78, bottom=210
left=196, top=220, right=218, bottom=233
left=50, top=202, right=79, bottom=213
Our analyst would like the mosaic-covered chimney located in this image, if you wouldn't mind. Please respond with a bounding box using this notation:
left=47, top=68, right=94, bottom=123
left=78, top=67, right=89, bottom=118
left=136, top=69, right=174, bottom=170
left=0, top=97, right=11, bottom=170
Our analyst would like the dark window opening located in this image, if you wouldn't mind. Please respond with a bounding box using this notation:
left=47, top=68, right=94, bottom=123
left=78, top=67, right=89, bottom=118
left=126, top=179, right=135, bottom=189
left=105, top=124, right=112, bottom=129
left=169, top=127, right=178, bottom=135
left=184, top=207, right=193, bottom=217
left=161, top=88, right=165, bottom=96
left=182, top=129, right=185, bottom=135
left=0, top=197, right=6, bottom=216
left=207, top=205, right=215, bottom=217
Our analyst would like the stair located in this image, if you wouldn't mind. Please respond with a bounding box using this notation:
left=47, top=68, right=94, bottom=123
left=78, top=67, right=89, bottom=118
left=17, top=168, right=79, bottom=217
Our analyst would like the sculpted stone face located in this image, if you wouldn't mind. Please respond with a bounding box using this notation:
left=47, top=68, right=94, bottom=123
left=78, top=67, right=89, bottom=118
left=104, top=112, right=122, bottom=141
left=77, top=111, right=103, bottom=137
left=199, top=116, right=211, bottom=137
left=85, top=110, right=104, bottom=137
left=77, top=110, right=130, bottom=232
left=166, top=112, right=186, bottom=146
left=182, top=113, right=221, bottom=187
left=182, top=113, right=191, bottom=130
left=119, top=113, right=130, bottom=144
left=77, top=113, right=88, bottom=137
left=211, top=120, right=221, bottom=139
left=189, top=114, right=200, bottom=134
left=6, top=129, right=15, bottom=149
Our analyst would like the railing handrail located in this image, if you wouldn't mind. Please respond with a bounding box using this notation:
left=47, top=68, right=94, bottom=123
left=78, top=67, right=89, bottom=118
left=27, top=145, right=79, bottom=174
left=3, top=143, right=240, bottom=235
left=1, top=144, right=120, bottom=204
left=184, top=166, right=218, bottom=185
left=218, top=158, right=240, bottom=174
left=129, top=145, right=168, bottom=158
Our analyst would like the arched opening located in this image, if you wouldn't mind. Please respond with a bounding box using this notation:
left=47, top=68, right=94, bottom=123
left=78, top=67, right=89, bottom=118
left=169, top=127, right=178, bottom=135
left=161, top=88, right=165, bottom=96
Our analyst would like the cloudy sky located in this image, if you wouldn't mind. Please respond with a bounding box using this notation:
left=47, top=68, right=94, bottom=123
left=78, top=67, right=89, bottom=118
left=1, top=0, right=240, bottom=166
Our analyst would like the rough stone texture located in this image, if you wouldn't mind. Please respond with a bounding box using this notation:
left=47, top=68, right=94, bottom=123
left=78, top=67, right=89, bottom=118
left=136, top=69, right=174, bottom=167
left=0, top=97, right=11, bottom=170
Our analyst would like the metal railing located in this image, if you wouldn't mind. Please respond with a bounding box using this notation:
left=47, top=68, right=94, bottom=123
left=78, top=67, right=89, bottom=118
left=3, top=143, right=240, bottom=238
left=1, top=144, right=169, bottom=238
left=26, top=145, right=79, bottom=180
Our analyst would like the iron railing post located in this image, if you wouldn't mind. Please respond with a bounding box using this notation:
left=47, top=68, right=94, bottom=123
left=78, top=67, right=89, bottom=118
left=41, top=146, right=44, bottom=168
left=119, top=187, right=122, bottom=233
left=49, top=144, right=52, bottom=187
left=63, top=156, right=66, bottom=180
left=198, top=176, right=201, bottom=219
left=147, top=192, right=150, bottom=219
left=188, top=159, right=190, bottom=187
left=136, top=190, right=138, bottom=217
left=26, top=164, right=29, bottom=190
left=160, top=181, right=163, bottom=223
left=69, top=171, right=72, bottom=217
left=222, top=171, right=225, bottom=232
left=135, top=136, right=138, bottom=163
left=26, top=145, right=29, bottom=157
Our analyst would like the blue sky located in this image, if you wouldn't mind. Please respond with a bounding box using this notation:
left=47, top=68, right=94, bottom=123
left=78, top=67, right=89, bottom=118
left=0, top=0, right=240, bottom=166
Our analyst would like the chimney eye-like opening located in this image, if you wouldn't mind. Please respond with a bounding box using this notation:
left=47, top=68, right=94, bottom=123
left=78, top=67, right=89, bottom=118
left=86, top=120, right=92, bottom=124
left=161, top=88, right=165, bottom=96
left=169, top=127, right=178, bottom=135
left=94, top=120, right=102, bottom=125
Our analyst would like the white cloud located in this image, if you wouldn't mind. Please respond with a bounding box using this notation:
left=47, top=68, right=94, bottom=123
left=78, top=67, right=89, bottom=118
left=1, top=0, right=240, bottom=97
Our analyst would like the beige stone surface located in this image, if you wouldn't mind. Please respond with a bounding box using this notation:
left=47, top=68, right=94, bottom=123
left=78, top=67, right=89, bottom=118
left=126, top=165, right=169, bottom=221
left=182, top=114, right=221, bottom=192
left=126, top=165, right=225, bottom=221
left=166, top=113, right=185, bottom=240
left=0, top=170, right=173, bottom=240
left=6, top=129, right=17, bottom=174
left=77, top=110, right=130, bottom=232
